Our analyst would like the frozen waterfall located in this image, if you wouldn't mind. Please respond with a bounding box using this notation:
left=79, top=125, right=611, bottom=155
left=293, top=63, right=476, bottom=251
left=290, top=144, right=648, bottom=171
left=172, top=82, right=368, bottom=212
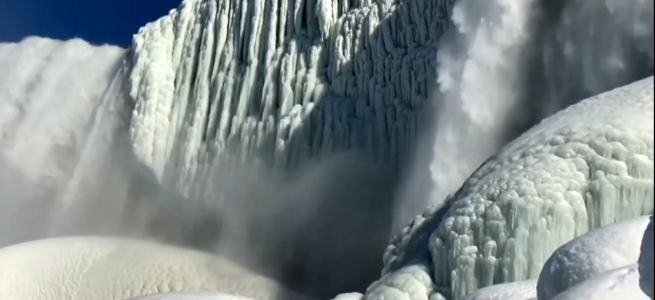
left=0, top=0, right=653, bottom=298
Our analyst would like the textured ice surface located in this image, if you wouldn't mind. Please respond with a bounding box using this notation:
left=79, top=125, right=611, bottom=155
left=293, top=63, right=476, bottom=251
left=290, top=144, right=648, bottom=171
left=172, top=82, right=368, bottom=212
left=549, top=264, right=649, bottom=300
left=460, top=280, right=535, bottom=300
left=370, top=77, right=655, bottom=300
left=0, top=236, right=312, bottom=300
left=537, top=215, right=651, bottom=300
left=126, top=292, right=253, bottom=300
left=640, top=215, right=655, bottom=299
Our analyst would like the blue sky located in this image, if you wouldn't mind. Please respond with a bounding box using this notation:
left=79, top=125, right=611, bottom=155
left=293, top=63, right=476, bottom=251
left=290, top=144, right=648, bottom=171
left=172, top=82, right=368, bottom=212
left=0, top=0, right=184, bottom=47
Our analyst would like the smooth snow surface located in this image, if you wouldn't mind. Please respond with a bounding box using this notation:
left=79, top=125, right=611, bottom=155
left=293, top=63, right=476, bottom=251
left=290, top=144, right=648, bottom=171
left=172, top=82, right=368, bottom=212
left=461, top=280, right=535, bottom=300
left=373, top=77, right=655, bottom=300
left=640, top=215, right=655, bottom=299
left=0, top=236, right=311, bottom=300
left=331, top=292, right=363, bottom=300
left=549, top=264, right=649, bottom=300
left=126, top=292, right=253, bottom=300
left=537, top=215, right=652, bottom=300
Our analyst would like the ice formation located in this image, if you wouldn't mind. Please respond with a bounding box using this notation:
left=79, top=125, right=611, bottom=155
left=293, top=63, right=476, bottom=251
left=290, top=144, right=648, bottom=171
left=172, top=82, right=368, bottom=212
left=537, top=215, right=652, bottom=300
left=0, top=236, right=313, bottom=300
left=368, top=76, right=655, bottom=300
left=640, top=215, right=655, bottom=299
left=549, top=264, right=649, bottom=300
left=460, top=280, right=535, bottom=300
left=125, top=0, right=455, bottom=191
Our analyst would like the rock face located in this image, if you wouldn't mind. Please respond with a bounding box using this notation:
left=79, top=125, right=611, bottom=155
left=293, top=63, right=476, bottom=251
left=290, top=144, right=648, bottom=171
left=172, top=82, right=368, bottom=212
left=640, top=215, right=655, bottom=300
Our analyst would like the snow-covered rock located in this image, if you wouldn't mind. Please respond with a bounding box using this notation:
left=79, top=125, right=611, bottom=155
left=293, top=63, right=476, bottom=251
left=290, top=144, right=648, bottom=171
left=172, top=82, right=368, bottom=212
left=640, top=215, right=655, bottom=299
left=549, top=264, right=649, bottom=300
left=537, top=215, right=652, bottom=300
left=368, top=77, right=654, bottom=300
left=0, top=236, right=312, bottom=300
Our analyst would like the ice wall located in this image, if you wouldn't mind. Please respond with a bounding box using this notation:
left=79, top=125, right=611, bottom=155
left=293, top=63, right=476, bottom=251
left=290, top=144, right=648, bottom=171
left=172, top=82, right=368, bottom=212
left=0, top=37, right=130, bottom=247
left=125, top=0, right=456, bottom=193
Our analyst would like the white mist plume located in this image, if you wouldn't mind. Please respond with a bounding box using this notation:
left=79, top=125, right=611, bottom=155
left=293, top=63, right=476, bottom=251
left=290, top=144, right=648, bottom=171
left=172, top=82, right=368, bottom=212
left=172, top=152, right=399, bottom=299
left=393, top=0, right=654, bottom=232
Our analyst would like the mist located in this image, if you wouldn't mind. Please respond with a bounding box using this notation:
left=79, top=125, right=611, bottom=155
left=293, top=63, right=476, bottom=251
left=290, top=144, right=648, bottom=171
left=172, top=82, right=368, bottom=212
left=392, top=0, right=655, bottom=233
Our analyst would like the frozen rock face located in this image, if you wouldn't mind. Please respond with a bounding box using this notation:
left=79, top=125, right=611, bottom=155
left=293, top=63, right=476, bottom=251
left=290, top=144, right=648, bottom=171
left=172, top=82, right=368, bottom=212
left=460, top=280, right=535, bottom=300
left=640, top=215, right=655, bottom=299
left=537, top=215, right=652, bottom=300
left=368, top=77, right=654, bottom=300
left=0, top=236, right=312, bottom=300
left=126, top=0, right=456, bottom=189
left=549, top=264, right=649, bottom=300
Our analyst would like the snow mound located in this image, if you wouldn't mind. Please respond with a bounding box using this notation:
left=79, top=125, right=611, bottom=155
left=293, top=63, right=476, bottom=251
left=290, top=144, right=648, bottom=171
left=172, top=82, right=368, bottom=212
left=369, top=77, right=654, bottom=300
left=537, top=215, right=652, bottom=300
left=126, top=292, right=253, bottom=300
left=0, top=236, right=312, bottom=300
left=549, top=264, right=649, bottom=300
left=330, top=292, right=363, bottom=300
left=460, top=280, right=535, bottom=300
